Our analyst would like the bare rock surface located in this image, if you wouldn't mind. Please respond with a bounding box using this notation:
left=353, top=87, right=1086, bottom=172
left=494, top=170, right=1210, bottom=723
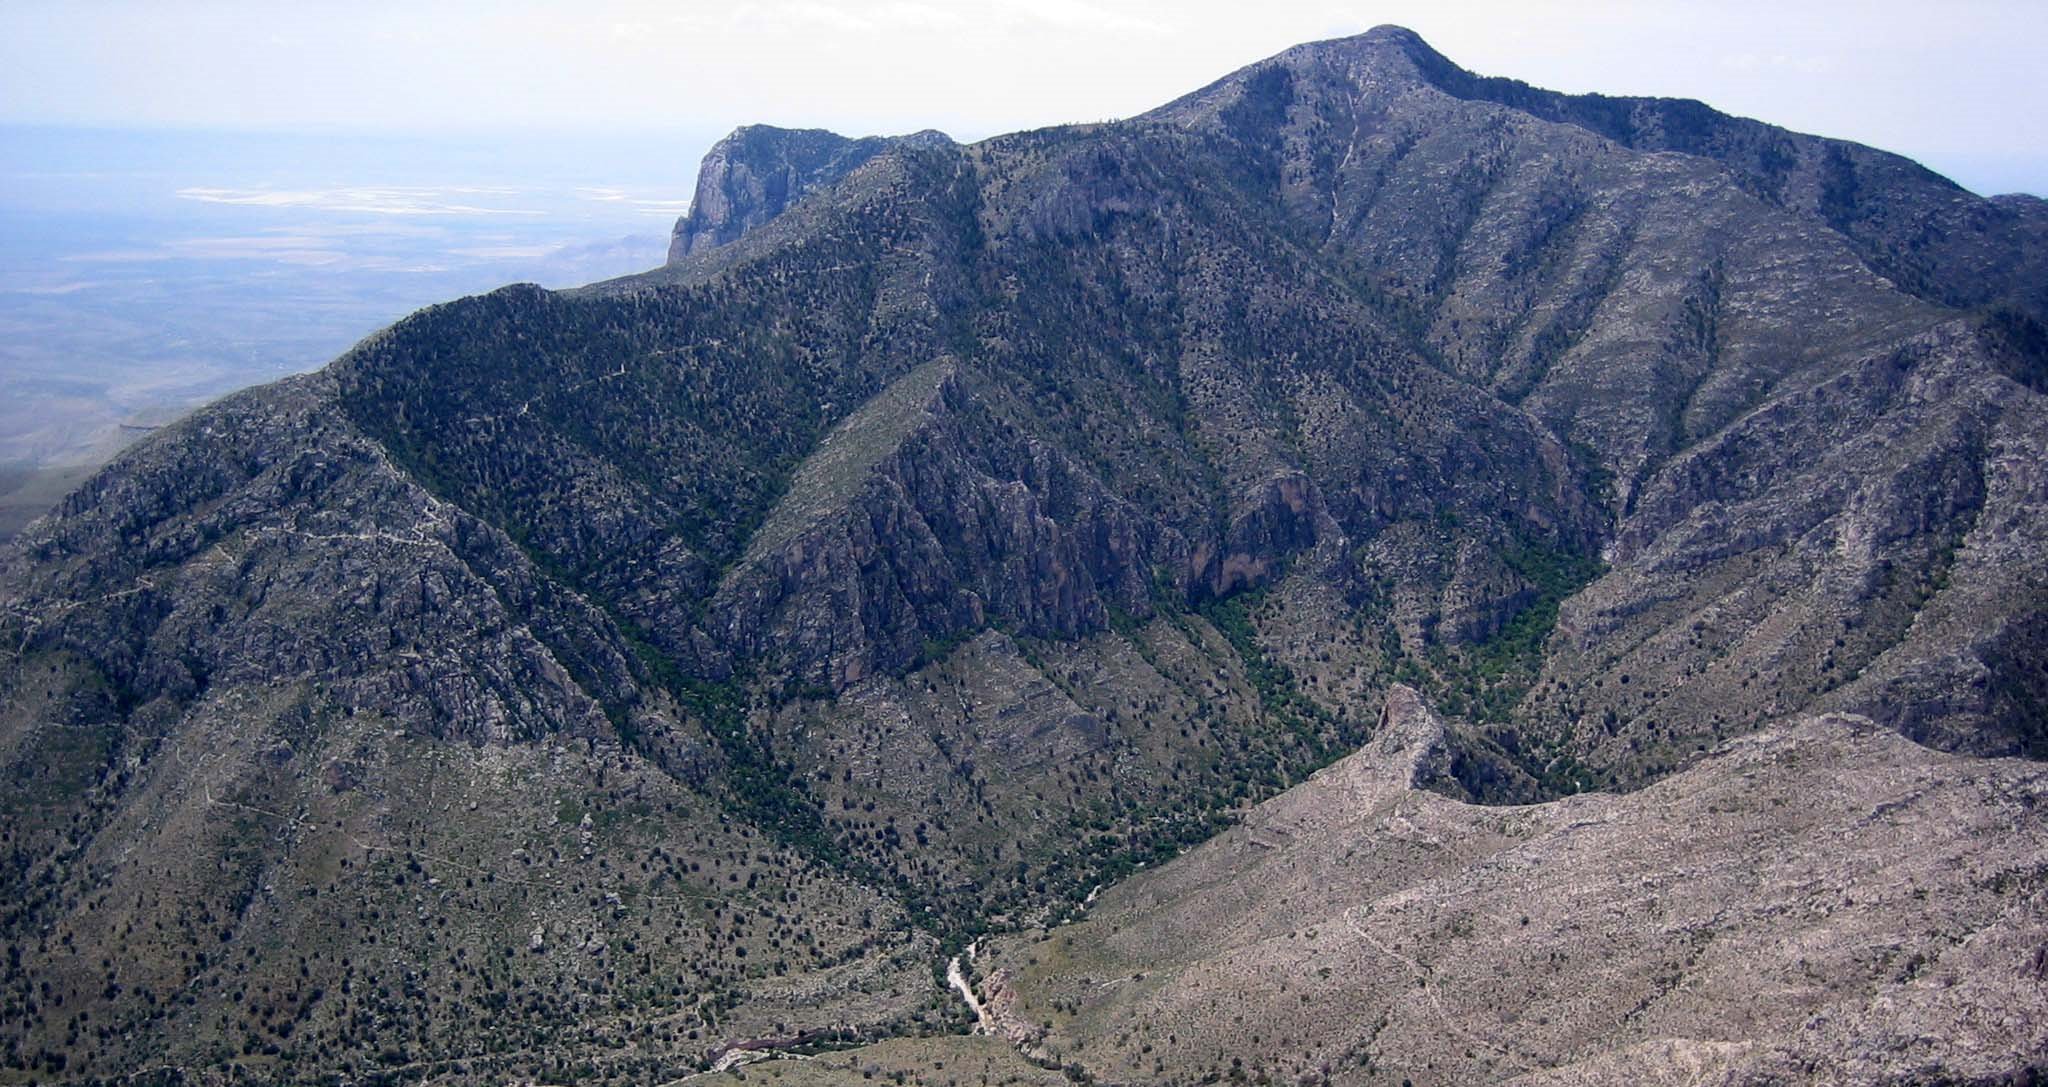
left=982, top=686, right=2048, bottom=1085
left=669, top=124, right=955, bottom=262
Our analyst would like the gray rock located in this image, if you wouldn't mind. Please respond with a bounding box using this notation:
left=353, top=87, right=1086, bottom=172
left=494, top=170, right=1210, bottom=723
left=668, top=124, right=954, bottom=262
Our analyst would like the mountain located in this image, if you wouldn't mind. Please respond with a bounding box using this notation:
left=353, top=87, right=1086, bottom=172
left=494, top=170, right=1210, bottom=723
left=3, top=25, right=2045, bottom=1085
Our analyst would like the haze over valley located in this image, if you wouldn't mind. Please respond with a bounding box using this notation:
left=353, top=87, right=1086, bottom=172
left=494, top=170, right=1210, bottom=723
left=0, top=125, right=701, bottom=535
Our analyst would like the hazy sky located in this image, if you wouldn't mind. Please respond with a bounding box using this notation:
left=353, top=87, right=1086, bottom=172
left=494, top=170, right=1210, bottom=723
left=4, top=0, right=2045, bottom=196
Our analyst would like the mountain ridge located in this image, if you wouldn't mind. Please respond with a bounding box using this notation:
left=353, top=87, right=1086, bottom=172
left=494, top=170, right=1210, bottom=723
left=662, top=25, right=2046, bottom=322
left=2, top=26, right=2044, bottom=1084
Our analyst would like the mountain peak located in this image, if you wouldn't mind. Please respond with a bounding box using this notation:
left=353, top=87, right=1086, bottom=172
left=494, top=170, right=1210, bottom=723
left=1348, top=23, right=1431, bottom=49
left=1141, top=23, right=1442, bottom=127
left=667, top=125, right=954, bottom=263
left=1279, top=23, right=1451, bottom=74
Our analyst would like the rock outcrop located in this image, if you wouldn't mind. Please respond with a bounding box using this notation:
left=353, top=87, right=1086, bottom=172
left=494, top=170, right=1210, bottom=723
left=667, top=124, right=954, bottom=262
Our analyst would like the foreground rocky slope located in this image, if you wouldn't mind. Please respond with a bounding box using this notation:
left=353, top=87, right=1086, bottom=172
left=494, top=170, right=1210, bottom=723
left=2, top=25, right=2045, bottom=1084
left=714, top=686, right=2048, bottom=1085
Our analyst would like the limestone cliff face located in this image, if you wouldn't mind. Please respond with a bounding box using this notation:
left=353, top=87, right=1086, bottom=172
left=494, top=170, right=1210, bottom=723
left=707, top=362, right=1180, bottom=688
left=667, top=124, right=954, bottom=263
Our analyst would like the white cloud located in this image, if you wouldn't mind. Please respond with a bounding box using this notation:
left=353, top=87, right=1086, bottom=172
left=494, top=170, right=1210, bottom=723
left=256, top=222, right=451, bottom=239
left=674, top=0, right=977, bottom=35
left=65, top=234, right=346, bottom=265
left=446, top=244, right=557, bottom=259
left=873, top=2, right=970, bottom=29
left=176, top=186, right=544, bottom=216
left=572, top=186, right=692, bottom=214
left=628, top=198, right=694, bottom=214
left=997, top=0, right=1169, bottom=35
left=1, top=281, right=106, bottom=295
left=1722, top=51, right=1837, bottom=75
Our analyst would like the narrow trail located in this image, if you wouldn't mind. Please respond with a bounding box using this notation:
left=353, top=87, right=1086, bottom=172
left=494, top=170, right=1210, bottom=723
left=459, top=363, right=630, bottom=428
left=1343, top=905, right=1539, bottom=1075
left=4, top=576, right=157, bottom=659
left=198, top=780, right=730, bottom=908
left=5, top=498, right=452, bottom=662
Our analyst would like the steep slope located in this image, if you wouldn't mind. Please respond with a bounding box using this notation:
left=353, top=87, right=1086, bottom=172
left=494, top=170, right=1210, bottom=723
left=2, top=24, right=2046, bottom=1085
left=1388, top=27, right=2048, bottom=320
left=972, top=687, right=2048, bottom=1086
left=0, top=374, right=942, bottom=1081
left=1126, top=25, right=2048, bottom=777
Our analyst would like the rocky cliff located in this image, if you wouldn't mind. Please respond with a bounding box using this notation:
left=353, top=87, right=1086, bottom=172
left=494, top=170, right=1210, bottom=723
left=667, top=124, right=954, bottom=263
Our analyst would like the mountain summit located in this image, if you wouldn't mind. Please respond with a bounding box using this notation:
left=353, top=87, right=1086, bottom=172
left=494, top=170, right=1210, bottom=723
left=668, top=124, right=955, bottom=262
left=3, top=27, right=2045, bottom=1085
